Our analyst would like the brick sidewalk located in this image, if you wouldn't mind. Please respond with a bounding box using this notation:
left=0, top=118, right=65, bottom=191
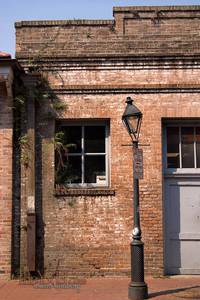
left=0, top=276, right=200, bottom=300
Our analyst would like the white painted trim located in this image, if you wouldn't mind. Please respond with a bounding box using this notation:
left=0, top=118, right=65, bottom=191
left=57, top=120, right=110, bottom=187
left=179, top=126, right=182, bottom=168
left=164, top=124, right=200, bottom=174
left=170, top=233, right=200, bottom=240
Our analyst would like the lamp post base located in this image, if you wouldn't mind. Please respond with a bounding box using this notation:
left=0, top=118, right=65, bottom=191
left=128, top=239, right=148, bottom=300
left=128, top=282, right=148, bottom=300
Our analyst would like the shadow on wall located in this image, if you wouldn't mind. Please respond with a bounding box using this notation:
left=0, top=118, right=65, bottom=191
left=11, top=72, right=62, bottom=278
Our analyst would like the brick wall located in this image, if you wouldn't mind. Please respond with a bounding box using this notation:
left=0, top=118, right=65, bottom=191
left=15, top=5, right=200, bottom=277
left=15, top=6, right=200, bottom=59
left=0, top=80, right=13, bottom=279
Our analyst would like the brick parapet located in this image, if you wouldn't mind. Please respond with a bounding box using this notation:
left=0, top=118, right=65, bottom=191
left=15, top=5, right=200, bottom=61
left=15, top=20, right=114, bottom=28
left=113, top=5, right=200, bottom=12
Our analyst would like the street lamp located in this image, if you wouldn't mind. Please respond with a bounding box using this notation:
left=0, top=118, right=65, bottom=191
left=122, top=97, right=148, bottom=300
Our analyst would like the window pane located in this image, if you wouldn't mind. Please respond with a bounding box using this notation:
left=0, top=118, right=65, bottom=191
left=60, top=126, right=82, bottom=153
left=181, top=127, right=194, bottom=168
left=85, top=155, right=106, bottom=184
left=85, top=126, right=105, bottom=153
left=196, top=127, right=200, bottom=167
left=166, top=127, right=180, bottom=168
left=55, top=155, right=81, bottom=184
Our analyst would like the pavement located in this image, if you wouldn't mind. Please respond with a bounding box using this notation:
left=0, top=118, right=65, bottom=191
left=0, top=275, right=200, bottom=300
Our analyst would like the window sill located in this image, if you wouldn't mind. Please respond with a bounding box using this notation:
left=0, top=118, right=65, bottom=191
left=164, top=168, right=200, bottom=177
left=55, top=185, right=115, bottom=196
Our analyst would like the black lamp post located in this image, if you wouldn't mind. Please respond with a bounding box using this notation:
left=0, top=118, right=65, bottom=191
left=122, top=97, right=148, bottom=300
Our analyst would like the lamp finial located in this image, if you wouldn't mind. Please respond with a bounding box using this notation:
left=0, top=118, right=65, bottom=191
left=126, top=96, right=133, bottom=105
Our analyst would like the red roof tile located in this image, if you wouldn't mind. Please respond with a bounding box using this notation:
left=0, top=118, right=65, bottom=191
left=0, top=51, right=11, bottom=58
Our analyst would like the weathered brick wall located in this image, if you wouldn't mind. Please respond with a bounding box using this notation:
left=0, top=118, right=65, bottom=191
left=37, top=94, right=134, bottom=277
left=40, top=72, right=200, bottom=277
left=15, top=6, right=200, bottom=59
left=0, top=81, right=13, bottom=279
left=15, top=5, right=200, bottom=277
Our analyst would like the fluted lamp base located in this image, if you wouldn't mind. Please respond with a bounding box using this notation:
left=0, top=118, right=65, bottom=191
left=128, top=281, right=148, bottom=300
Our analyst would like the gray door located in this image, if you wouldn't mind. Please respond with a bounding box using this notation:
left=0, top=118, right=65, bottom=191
left=164, top=124, right=200, bottom=274
left=164, top=177, right=200, bottom=274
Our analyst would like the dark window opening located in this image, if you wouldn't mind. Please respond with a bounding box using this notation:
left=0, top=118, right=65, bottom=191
left=55, top=122, right=108, bottom=186
left=166, top=125, right=200, bottom=169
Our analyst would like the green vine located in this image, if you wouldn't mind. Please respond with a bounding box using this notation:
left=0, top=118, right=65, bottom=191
left=13, top=28, right=68, bottom=175
left=86, top=32, right=91, bottom=39
left=52, top=102, right=67, bottom=110
left=13, top=77, right=27, bottom=111
left=54, top=131, right=77, bottom=184
left=18, top=134, right=29, bottom=168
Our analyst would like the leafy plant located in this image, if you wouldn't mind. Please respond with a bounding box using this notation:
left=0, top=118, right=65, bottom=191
left=13, top=78, right=27, bottom=109
left=54, top=131, right=77, bottom=184
left=52, top=102, right=66, bottom=110
left=19, top=134, right=29, bottom=168
left=86, top=32, right=91, bottom=38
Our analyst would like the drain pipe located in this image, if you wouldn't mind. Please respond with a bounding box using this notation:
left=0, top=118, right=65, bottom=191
left=23, top=74, right=38, bottom=273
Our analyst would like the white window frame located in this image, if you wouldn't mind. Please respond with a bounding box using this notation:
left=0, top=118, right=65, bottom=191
left=163, top=121, right=200, bottom=176
left=55, top=120, right=110, bottom=188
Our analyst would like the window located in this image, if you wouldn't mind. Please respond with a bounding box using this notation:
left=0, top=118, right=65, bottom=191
left=55, top=121, right=109, bottom=187
left=166, top=125, right=200, bottom=169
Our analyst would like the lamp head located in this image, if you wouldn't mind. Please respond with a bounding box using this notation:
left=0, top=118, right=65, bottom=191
left=122, top=97, right=142, bottom=142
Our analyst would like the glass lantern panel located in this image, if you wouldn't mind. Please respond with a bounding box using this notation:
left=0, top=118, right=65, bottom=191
left=127, top=116, right=138, bottom=133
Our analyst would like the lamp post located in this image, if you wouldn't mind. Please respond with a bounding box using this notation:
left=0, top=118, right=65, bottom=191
left=122, top=97, right=148, bottom=300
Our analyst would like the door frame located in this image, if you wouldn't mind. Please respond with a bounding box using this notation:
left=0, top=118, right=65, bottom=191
left=162, top=120, right=200, bottom=274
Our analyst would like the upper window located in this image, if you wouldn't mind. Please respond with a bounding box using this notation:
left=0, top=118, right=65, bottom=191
left=166, top=125, right=200, bottom=169
left=55, top=121, right=109, bottom=187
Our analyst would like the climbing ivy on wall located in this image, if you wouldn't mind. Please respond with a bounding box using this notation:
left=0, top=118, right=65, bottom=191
left=13, top=47, right=71, bottom=185
left=54, top=131, right=78, bottom=185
